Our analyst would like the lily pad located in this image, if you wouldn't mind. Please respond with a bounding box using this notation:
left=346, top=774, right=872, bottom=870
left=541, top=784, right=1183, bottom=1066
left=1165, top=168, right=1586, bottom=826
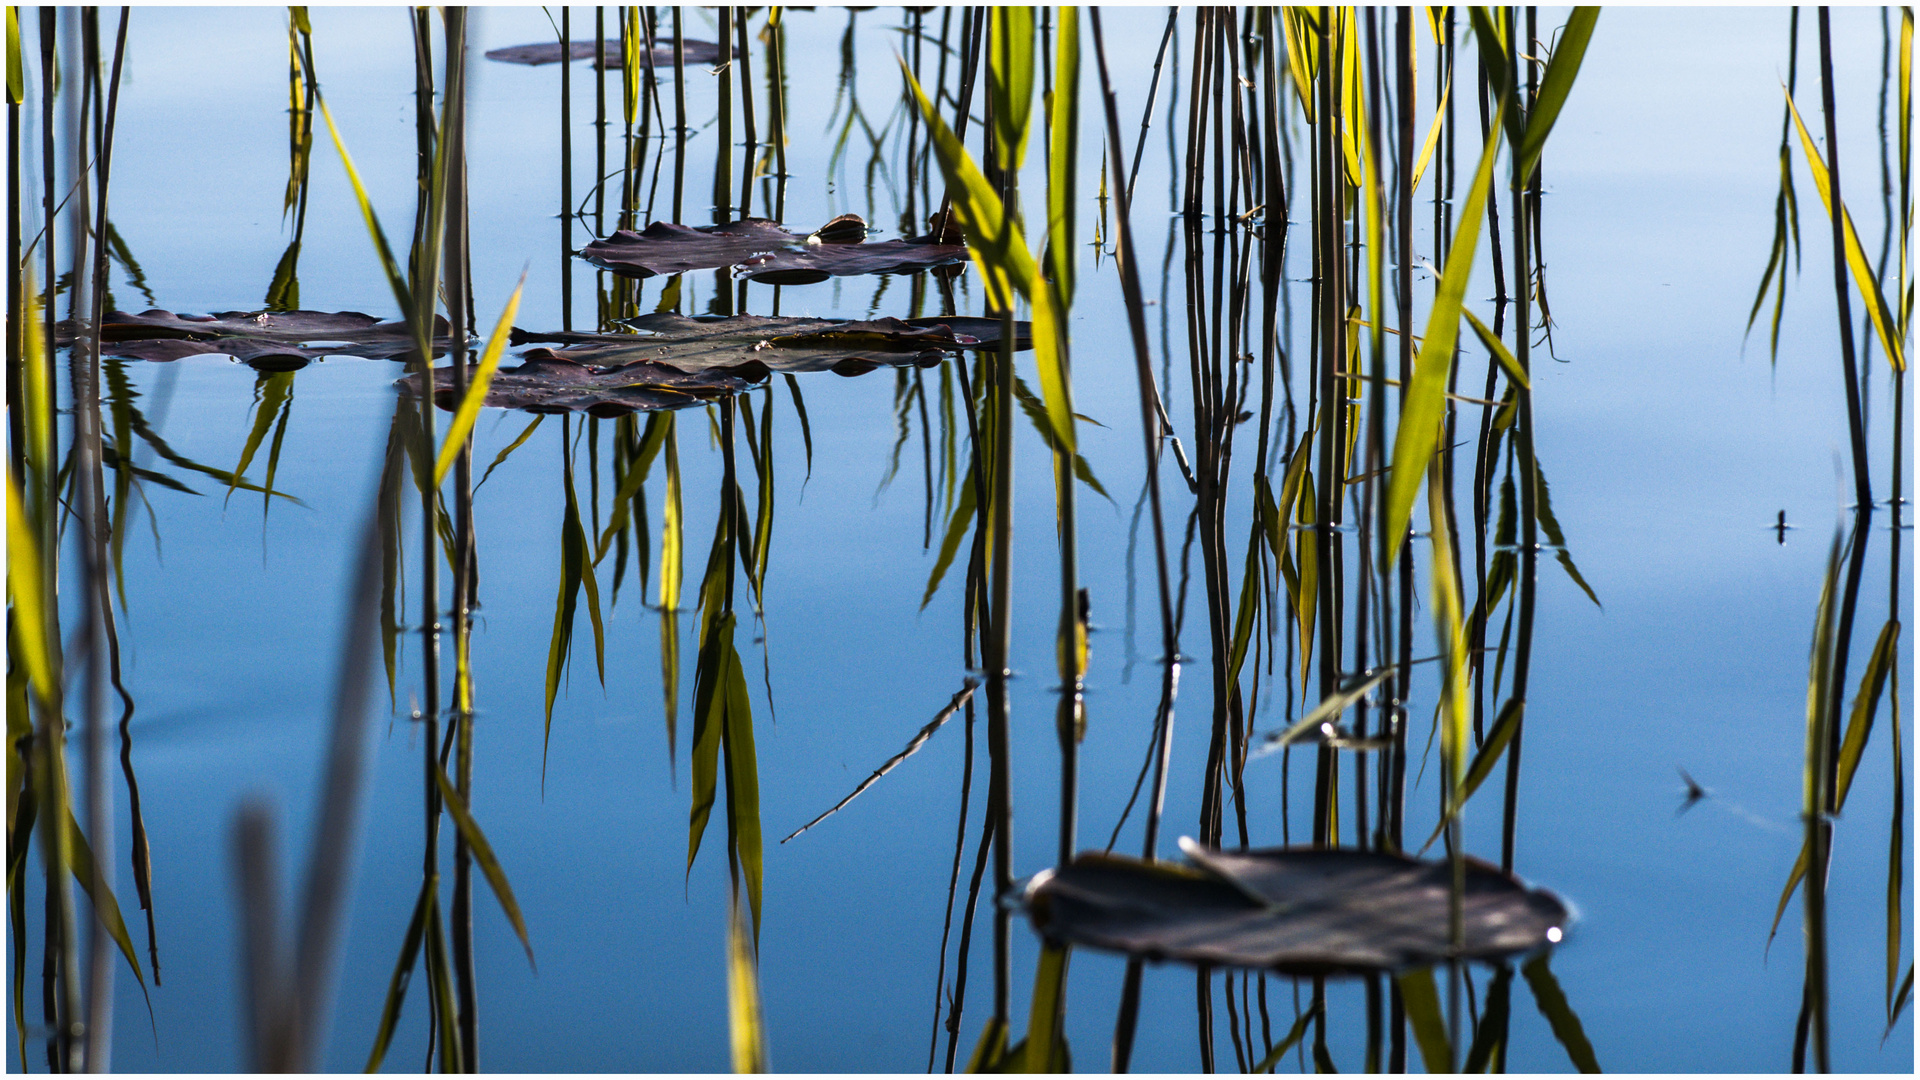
left=513, top=313, right=1028, bottom=376
left=483, top=38, right=729, bottom=68
left=65, top=309, right=457, bottom=371
left=404, top=314, right=1030, bottom=417
left=400, top=355, right=748, bottom=418
left=1022, top=839, right=1570, bottom=976
left=578, top=214, right=965, bottom=283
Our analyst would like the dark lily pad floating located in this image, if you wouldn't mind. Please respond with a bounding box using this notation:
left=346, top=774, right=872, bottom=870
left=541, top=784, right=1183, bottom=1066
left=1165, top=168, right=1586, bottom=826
left=70, top=309, right=456, bottom=372
left=406, top=313, right=1031, bottom=417
left=578, top=214, right=967, bottom=284
left=483, top=38, right=729, bottom=68
left=514, top=312, right=1027, bottom=376
left=1023, top=839, right=1570, bottom=976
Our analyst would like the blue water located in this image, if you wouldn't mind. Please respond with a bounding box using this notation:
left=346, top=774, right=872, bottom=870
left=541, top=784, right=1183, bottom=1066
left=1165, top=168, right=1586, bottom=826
left=6, top=6, right=1912, bottom=1073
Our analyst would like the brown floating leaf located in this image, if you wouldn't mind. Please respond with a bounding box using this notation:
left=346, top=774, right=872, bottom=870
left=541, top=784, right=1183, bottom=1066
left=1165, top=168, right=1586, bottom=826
left=399, top=355, right=747, bottom=418
left=581, top=220, right=811, bottom=280
left=66, top=309, right=456, bottom=371
left=1023, top=841, right=1570, bottom=976
left=513, top=313, right=1028, bottom=376
left=733, top=236, right=968, bottom=285
left=578, top=215, right=965, bottom=283
left=483, top=38, right=728, bottom=68
left=405, top=314, right=1030, bottom=416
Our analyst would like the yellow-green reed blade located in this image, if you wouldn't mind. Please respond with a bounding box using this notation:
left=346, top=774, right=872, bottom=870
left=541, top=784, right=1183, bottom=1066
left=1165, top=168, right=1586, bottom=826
left=659, top=419, right=683, bottom=611
left=1408, top=72, right=1451, bottom=195
left=1249, top=999, right=1321, bottom=1073
left=902, top=59, right=1077, bottom=456
left=1047, top=5, right=1079, bottom=309
left=1521, top=953, right=1601, bottom=1072
left=65, top=807, right=147, bottom=991
left=1833, top=619, right=1900, bottom=809
left=1420, top=696, right=1525, bottom=853
left=5, top=474, right=57, bottom=704
left=1462, top=307, right=1531, bottom=389
left=1384, top=94, right=1508, bottom=564
left=362, top=879, right=432, bottom=1071
left=1428, top=457, right=1472, bottom=802
left=964, top=1016, right=1009, bottom=1074
left=1785, top=87, right=1906, bottom=372
left=6, top=6, right=23, bottom=104
left=1513, top=8, right=1600, bottom=182
left=1397, top=966, right=1453, bottom=1073
left=434, top=272, right=527, bottom=486
left=476, top=415, right=543, bottom=491
left=314, top=96, right=418, bottom=330
left=227, top=372, right=295, bottom=502
left=988, top=7, right=1035, bottom=173
left=1281, top=8, right=1319, bottom=124
left=1015, top=941, right=1070, bottom=1073
left=431, top=763, right=534, bottom=969
left=726, top=888, right=767, bottom=1072
left=722, top=629, right=762, bottom=937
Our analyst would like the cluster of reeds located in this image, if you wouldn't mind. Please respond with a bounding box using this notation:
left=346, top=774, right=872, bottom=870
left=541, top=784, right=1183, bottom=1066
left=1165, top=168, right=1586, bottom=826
left=1754, top=6, right=1912, bottom=1072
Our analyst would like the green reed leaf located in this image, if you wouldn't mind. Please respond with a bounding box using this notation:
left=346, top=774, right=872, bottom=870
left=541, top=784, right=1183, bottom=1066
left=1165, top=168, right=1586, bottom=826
left=1294, top=469, right=1319, bottom=689
left=1398, top=966, right=1452, bottom=1073
left=434, top=272, right=527, bottom=486
left=476, top=415, right=543, bottom=491
left=922, top=466, right=977, bottom=610
left=1047, top=6, right=1079, bottom=309
left=1429, top=457, right=1473, bottom=801
left=1513, top=8, right=1599, bottom=181
left=1785, top=87, right=1906, bottom=372
left=314, top=96, right=417, bottom=330
left=721, top=622, right=762, bottom=937
left=431, top=763, right=534, bottom=969
left=660, top=419, right=684, bottom=611
left=1463, top=964, right=1515, bottom=1073
left=1462, top=308, right=1530, bottom=390
left=228, top=372, right=295, bottom=501
left=1468, top=8, right=1523, bottom=150
left=964, top=1016, right=1008, bottom=1074
left=902, top=59, right=1076, bottom=457
left=1888, top=964, right=1914, bottom=1043
left=5, top=7, right=21, bottom=105
left=1279, top=8, right=1319, bottom=122
left=66, top=808, right=147, bottom=991
left=1249, top=999, right=1320, bottom=1073
left=1833, top=619, right=1899, bottom=809
left=727, top=889, right=767, bottom=1072
left=362, top=878, right=431, bottom=1072
left=1385, top=94, right=1507, bottom=564
left=1421, top=697, right=1525, bottom=853
left=1257, top=668, right=1393, bottom=754
left=1409, top=72, right=1451, bottom=195
left=422, top=888, right=462, bottom=1073
left=1522, top=953, right=1600, bottom=1072
left=687, top=612, right=731, bottom=884
left=1016, top=941, right=1071, bottom=1073
left=988, top=7, right=1035, bottom=173
left=1012, top=378, right=1105, bottom=498
left=5, top=473, right=56, bottom=704
left=1768, top=839, right=1810, bottom=954
left=1532, top=457, right=1599, bottom=608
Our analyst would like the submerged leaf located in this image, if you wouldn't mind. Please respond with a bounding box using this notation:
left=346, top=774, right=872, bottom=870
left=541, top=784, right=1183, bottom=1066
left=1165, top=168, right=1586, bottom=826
left=1025, top=842, right=1570, bottom=975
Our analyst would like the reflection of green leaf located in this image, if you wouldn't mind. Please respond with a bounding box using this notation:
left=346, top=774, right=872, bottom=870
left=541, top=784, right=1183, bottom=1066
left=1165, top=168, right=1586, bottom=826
left=1463, top=964, right=1514, bottom=1072
left=1532, top=457, right=1599, bottom=608
left=66, top=809, right=150, bottom=1006
left=431, top=763, right=534, bottom=968
left=542, top=423, right=607, bottom=781
left=228, top=372, right=295, bottom=503
left=921, top=464, right=976, bottom=609
left=964, top=1016, right=1008, bottom=1074
left=1249, top=1000, right=1320, bottom=1073
left=1018, top=941, right=1071, bottom=1073
left=1420, top=697, right=1524, bottom=853
left=1522, top=953, right=1600, bottom=1072
left=1398, top=967, right=1451, bottom=1073
left=363, top=879, right=431, bottom=1072
left=726, top=890, right=766, bottom=1072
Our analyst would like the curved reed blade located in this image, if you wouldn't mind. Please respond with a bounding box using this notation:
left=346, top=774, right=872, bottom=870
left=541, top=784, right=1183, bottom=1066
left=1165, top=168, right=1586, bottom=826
left=1833, top=618, right=1900, bottom=809
left=726, top=889, right=767, bottom=1073
left=1512, top=8, right=1600, bottom=180
left=63, top=806, right=148, bottom=995
left=431, top=764, right=534, bottom=969
left=1249, top=999, right=1320, bottom=1074
left=987, top=8, right=1034, bottom=173
left=1784, top=88, right=1906, bottom=372
left=1462, top=963, right=1515, bottom=1072
left=5, top=473, right=58, bottom=702
left=476, top=415, right=543, bottom=491
left=1521, top=952, right=1600, bottom=1072
left=361, top=879, right=430, bottom=1072
left=1419, top=697, right=1525, bottom=853
left=434, top=272, right=527, bottom=486
left=1384, top=94, right=1507, bottom=564
left=1396, top=966, right=1451, bottom=1073
left=782, top=681, right=977, bottom=842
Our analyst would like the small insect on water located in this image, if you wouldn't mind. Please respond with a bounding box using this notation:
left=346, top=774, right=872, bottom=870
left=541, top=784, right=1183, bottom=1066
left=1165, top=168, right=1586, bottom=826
left=1676, top=766, right=1708, bottom=816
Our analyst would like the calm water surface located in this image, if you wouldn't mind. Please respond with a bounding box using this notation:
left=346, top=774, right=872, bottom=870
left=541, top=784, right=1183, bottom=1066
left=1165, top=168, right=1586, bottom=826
left=6, top=6, right=1913, bottom=1072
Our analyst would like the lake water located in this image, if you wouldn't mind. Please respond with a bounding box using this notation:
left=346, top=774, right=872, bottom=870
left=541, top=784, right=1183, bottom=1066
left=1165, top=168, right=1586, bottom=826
left=5, top=5, right=1913, bottom=1073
